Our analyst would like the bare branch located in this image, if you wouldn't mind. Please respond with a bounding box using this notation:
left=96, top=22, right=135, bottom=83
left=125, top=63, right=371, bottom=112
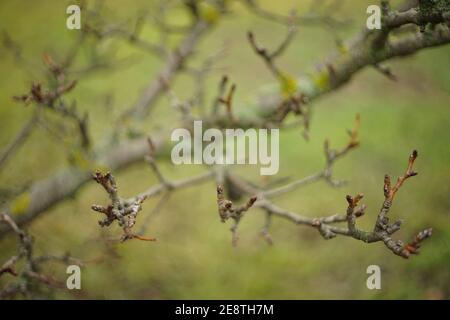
left=119, top=21, right=210, bottom=120
left=0, top=212, right=82, bottom=298
left=217, top=185, right=257, bottom=246
left=244, top=0, right=349, bottom=28
left=216, top=150, right=431, bottom=258
left=0, top=2, right=445, bottom=267
left=262, top=114, right=360, bottom=198
left=0, top=110, right=39, bottom=170
left=211, top=75, right=229, bottom=115
left=247, top=23, right=297, bottom=78
left=92, top=166, right=214, bottom=242
left=218, top=82, right=237, bottom=123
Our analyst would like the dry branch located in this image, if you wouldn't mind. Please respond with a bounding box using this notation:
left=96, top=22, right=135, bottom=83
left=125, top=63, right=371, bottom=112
left=216, top=149, right=432, bottom=258
left=0, top=1, right=446, bottom=265
left=0, top=212, right=82, bottom=298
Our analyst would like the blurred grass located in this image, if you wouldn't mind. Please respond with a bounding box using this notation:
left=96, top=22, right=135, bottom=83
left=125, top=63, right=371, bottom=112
left=0, top=0, right=449, bottom=299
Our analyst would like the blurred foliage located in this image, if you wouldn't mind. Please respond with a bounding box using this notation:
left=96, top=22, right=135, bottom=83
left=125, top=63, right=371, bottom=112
left=0, top=0, right=449, bottom=299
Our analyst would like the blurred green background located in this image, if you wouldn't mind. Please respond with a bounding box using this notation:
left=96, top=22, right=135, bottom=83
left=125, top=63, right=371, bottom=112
left=0, top=0, right=449, bottom=299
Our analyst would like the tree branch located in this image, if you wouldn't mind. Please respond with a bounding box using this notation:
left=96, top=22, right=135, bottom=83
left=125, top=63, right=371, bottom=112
left=1, top=2, right=446, bottom=254
left=216, top=150, right=432, bottom=258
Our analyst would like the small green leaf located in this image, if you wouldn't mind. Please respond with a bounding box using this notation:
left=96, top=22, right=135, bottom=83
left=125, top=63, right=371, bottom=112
left=278, top=72, right=298, bottom=98
left=199, top=2, right=221, bottom=24
left=312, top=70, right=330, bottom=91
left=10, top=192, right=31, bottom=216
